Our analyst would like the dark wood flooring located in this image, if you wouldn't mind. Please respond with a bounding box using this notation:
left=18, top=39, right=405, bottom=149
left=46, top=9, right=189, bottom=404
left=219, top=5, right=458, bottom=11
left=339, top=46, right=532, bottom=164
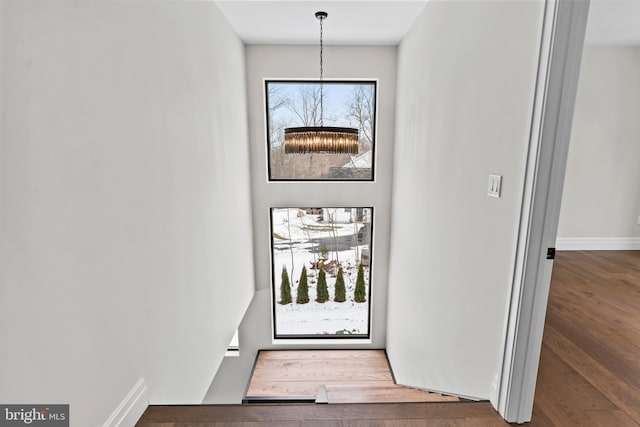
left=136, top=250, right=640, bottom=426
left=529, top=250, right=640, bottom=426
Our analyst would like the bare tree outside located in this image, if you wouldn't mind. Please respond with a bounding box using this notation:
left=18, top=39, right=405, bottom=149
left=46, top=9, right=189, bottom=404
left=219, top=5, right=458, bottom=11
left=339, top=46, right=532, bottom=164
left=268, top=84, right=287, bottom=147
left=326, top=211, right=340, bottom=265
left=266, top=81, right=376, bottom=180
left=284, top=85, right=323, bottom=126
left=345, top=85, right=375, bottom=152
left=285, top=209, right=295, bottom=279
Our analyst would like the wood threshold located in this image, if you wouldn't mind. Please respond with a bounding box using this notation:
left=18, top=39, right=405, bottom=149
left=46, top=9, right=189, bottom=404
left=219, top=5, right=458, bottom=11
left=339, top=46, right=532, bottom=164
left=137, top=401, right=501, bottom=425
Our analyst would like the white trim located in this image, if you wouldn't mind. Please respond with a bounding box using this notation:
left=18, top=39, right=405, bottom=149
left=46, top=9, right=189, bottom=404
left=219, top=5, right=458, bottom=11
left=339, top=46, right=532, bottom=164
left=396, top=383, right=482, bottom=402
left=272, top=338, right=372, bottom=346
left=497, top=0, right=589, bottom=423
left=103, top=378, right=149, bottom=427
left=556, top=237, right=640, bottom=251
left=225, top=349, right=240, bottom=357
left=497, top=0, right=558, bottom=417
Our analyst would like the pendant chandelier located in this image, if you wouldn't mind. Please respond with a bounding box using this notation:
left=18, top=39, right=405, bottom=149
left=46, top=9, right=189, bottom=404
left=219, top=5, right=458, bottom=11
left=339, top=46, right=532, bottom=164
left=284, top=11, right=359, bottom=155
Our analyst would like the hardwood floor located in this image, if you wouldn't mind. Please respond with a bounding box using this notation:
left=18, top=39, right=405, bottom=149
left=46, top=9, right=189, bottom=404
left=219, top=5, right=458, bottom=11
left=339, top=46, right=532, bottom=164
left=137, top=402, right=510, bottom=426
left=245, top=350, right=458, bottom=404
left=530, top=250, right=640, bottom=426
left=136, top=250, right=640, bottom=426
left=245, top=350, right=395, bottom=400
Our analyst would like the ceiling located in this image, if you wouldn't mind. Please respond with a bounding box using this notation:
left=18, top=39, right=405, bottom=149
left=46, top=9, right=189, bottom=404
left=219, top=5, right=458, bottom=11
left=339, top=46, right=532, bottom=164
left=213, top=1, right=428, bottom=45
left=214, top=0, right=640, bottom=46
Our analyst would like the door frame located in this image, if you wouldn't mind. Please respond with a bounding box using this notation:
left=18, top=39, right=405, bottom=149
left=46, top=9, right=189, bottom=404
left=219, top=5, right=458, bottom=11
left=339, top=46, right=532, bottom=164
left=496, top=0, right=590, bottom=422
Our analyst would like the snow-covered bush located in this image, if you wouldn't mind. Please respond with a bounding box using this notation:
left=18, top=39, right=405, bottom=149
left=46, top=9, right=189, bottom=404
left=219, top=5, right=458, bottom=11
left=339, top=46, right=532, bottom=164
left=354, top=263, right=366, bottom=303
left=316, top=267, right=329, bottom=303
left=279, top=266, right=292, bottom=305
left=296, top=266, right=309, bottom=304
left=334, top=266, right=346, bottom=302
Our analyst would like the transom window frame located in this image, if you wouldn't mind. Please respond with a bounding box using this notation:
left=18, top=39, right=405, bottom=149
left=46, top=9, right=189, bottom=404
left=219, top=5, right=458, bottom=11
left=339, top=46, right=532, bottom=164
left=265, top=79, right=378, bottom=182
left=269, top=206, right=374, bottom=341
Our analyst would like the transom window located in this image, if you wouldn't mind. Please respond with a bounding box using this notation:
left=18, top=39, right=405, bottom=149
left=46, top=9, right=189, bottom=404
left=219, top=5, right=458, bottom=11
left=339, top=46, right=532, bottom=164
left=266, top=80, right=377, bottom=181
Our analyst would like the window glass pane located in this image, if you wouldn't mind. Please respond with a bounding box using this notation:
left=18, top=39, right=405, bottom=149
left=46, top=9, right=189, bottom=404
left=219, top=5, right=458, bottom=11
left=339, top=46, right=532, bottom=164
left=266, top=81, right=376, bottom=181
left=270, top=207, right=373, bottom=339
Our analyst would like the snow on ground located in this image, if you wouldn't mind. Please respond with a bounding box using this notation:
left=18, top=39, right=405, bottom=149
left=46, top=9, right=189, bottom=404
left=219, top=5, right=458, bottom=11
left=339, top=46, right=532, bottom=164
left=272, top=208, right=371, bottom=336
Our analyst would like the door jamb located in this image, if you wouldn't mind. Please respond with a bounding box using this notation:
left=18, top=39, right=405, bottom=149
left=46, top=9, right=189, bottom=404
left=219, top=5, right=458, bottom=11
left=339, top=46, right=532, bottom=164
left=496, top=0, right=590, bottom=423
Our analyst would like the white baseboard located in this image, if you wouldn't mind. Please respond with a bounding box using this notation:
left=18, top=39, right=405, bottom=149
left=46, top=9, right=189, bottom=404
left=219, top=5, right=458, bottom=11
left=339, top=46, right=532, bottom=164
left=556, top=237, right=640, bottom=251
left=103, top=378, right=149, bottom=427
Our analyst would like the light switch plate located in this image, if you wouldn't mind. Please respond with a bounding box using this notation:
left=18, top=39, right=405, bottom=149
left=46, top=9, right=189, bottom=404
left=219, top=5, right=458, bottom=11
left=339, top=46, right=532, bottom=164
left=488, top=174, right=502, bottom=198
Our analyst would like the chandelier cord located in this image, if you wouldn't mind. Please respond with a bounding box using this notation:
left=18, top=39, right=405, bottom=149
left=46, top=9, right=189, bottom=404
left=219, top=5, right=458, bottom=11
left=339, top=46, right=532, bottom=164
left=319, top=14, right=324, bottom=127
left=282, top=11, right=359, bottom=156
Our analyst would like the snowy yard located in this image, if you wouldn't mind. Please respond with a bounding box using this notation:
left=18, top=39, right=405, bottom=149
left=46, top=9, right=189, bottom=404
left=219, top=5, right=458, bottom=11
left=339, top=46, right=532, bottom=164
left=271, top=208, right=371, bottom=337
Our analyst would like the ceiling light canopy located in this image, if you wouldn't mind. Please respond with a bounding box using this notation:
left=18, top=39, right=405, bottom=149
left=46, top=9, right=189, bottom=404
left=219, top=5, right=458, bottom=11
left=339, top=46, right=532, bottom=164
left=283, top=12, right=359, bottom=155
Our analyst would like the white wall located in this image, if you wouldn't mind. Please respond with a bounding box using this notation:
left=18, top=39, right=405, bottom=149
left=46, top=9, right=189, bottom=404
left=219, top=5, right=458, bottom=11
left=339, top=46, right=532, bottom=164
left=0, top=0, right=253, bottom=424
left=0, top=2, right=3, bottom=265
left=387, top=0, right=543, bottom=401
left=204, top=45, right=397, bottom=403
left=204, top=289, right=271, bottom=404
left=557, top=47, right=640, bottom=242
